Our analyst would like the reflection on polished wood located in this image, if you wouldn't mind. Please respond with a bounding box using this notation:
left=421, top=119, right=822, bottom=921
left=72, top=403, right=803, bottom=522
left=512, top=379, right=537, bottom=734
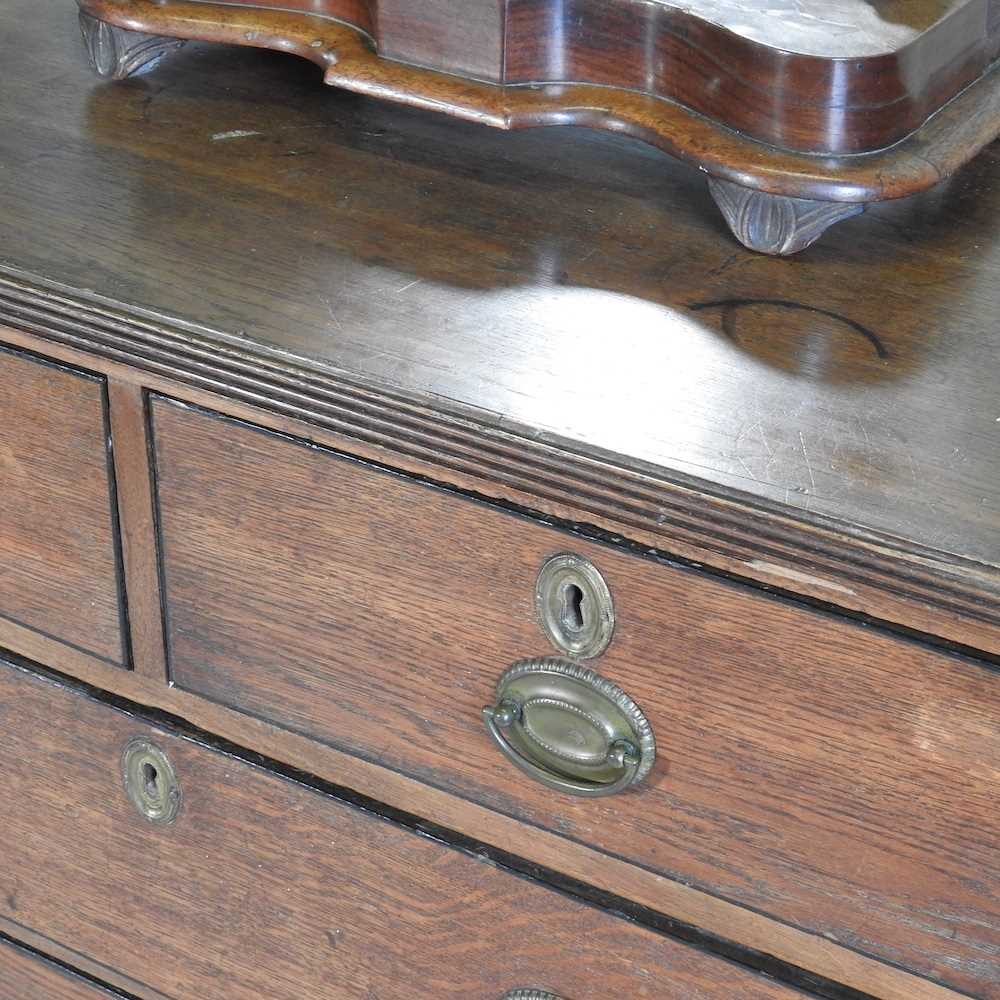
left=644, top=0, right=959, bottom=54
left=1, top=0, right=998, bottom=648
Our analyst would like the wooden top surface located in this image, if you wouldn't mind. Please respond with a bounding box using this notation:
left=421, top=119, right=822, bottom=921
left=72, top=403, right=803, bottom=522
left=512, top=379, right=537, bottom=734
left=2, top=1, right=999, bottom=645
left=658, top=0, right=961, bottom=55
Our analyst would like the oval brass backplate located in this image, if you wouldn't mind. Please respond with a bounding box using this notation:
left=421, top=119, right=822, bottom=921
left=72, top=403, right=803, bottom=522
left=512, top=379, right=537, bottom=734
left=122, top=738, right=181, bottom=825
left=484, top=658, right=655, bottom=797
left=535, top=553, right=615, bottom=660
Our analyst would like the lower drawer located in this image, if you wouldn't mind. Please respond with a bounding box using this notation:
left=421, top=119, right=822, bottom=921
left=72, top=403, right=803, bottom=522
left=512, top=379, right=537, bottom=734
left=0, top=660, right=806, bottom=1000
left=0, top=938, right=118, bottom=1000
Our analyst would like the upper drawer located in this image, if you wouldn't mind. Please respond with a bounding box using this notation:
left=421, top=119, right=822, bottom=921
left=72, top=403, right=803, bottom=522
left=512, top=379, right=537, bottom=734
left=0, top=659, right=808, bottom=1000
left=0, top=345, right=124, bottom=666
left=150, top=396, right=1000, bottom=997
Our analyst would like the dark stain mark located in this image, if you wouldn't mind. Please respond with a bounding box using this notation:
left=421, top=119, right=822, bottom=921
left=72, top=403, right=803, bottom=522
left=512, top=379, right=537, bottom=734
left=326, top=929, right=342, bottom=949
left=6, top=887, right=17, bottom=912
left=688, top=298, right=888, bottom=359
left=138, top=81, right=175, bottom=125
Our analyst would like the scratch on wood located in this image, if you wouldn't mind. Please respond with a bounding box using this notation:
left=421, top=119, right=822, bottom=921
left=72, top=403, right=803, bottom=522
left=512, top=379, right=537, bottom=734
left=211, top=129, right=263, bottom=141
left=798, top=430, right=816, bottom=492
left=745, top=560, right=857, bottom=597
left=318, top=295, right=343, bottom=332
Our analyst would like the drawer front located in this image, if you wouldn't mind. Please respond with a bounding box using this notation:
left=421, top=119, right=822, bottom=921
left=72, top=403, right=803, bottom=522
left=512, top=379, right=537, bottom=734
left=0, top=345, right=124, bottom=665
left=150, top=398, right=1000, bottom=996
left=0, top=939, right=119, bottom=1000
left=0, top=660, right=806, bottom=1000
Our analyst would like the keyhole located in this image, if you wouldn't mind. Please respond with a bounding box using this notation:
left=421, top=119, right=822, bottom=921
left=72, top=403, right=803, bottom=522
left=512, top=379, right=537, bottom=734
left=561, top=583, right=586, bottom=634
left=536, top=554, right=615, bottom=659
left=142, top=761, right=160, bottom=801
left=123, top=739, right=180, bottom=824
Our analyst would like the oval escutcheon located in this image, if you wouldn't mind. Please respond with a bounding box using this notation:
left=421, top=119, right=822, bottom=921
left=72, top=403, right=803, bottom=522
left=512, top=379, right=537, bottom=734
left=520, top=698, right=612, bottom=766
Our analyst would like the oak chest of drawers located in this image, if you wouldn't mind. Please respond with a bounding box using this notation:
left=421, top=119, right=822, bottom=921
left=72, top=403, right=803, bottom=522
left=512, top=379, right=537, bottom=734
left=0, top=3, right=997, bottom=1000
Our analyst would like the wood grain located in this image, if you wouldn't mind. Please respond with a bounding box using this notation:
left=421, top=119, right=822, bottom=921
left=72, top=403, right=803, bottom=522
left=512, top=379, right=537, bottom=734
left=0, top=938, right=121, bottom=1000
left=0, top=659, right=812, bottom=1000
left=150, top=396, right=1000, bottom=998
left=0, top=346, right=124, bottom=666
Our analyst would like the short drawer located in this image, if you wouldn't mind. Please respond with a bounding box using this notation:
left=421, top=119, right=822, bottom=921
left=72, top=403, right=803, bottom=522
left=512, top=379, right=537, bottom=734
left=0, top=344, right=124, bottom=666
left=0, top=938, right=119, bottom=1000
left=0, top=659, right=808, bottom=1000
left=150, top=397, right=1000, bottom=996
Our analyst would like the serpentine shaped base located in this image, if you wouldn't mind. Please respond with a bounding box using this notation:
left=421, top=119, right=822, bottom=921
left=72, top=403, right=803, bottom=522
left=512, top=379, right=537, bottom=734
left=77, top=4, right=992, bottom=255
left=708, top=179, right=866, bottom=255
left=79, top=11, right=185, bottom=80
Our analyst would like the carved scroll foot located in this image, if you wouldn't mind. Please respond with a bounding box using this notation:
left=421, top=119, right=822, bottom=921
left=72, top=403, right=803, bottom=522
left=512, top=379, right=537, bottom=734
left=708, top=178, right=865, bottom=255
left=79, top=11, right=186, bottom=80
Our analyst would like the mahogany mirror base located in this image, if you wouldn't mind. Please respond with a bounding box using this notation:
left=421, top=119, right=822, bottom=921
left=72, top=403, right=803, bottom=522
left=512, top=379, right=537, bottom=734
left=77, top=2, right=1000, bottom=255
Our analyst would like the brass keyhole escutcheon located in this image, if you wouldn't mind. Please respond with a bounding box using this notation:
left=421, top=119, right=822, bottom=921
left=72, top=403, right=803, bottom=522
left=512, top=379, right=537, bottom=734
left=122, top=738, right=181, bottom=825
left=536, top=554, right=615, bottom=660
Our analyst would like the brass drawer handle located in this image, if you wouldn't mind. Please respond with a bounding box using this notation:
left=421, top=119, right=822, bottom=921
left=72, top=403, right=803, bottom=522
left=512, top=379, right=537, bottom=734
left=483, top=658, right=655, bottom=798
left=502, top=992, right=565, bottom=999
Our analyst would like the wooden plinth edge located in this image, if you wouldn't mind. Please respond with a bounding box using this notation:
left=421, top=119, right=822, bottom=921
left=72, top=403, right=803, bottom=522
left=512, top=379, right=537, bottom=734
left=79, top=0, right=1000, bottom=204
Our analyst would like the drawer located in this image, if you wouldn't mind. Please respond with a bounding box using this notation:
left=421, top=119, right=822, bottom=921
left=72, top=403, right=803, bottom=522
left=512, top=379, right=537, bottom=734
left=0, top=938, right=119, bottom=1000
left=0, top=660, right=809, bottom=1000
left=0, top=344, right=124, bottom=666
left=149, top=397, right=1000, bottom=997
